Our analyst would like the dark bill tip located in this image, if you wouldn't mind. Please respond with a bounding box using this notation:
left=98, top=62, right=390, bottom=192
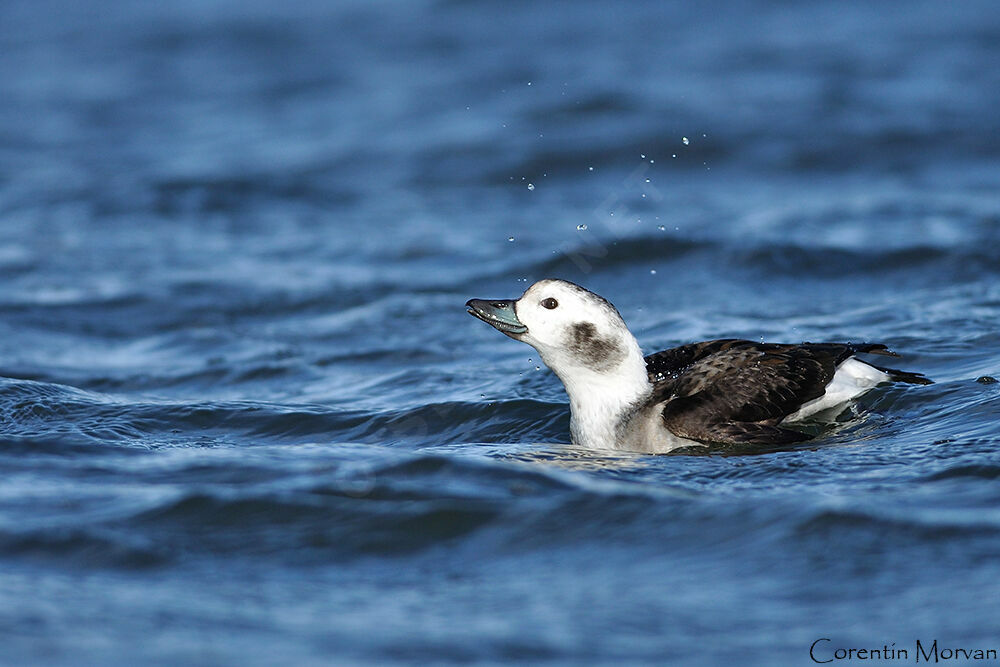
left=465, top=298, right=528, bottom=334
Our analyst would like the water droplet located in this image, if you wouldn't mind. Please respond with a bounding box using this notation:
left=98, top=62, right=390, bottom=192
left=649, top=159, right=654, bottom=164
left=640, top=153, right=646, bottom=159
left=480, top=393, right=486, bottom=399
left=507, top=236, right=515, bottom=242
left=650, top=269, right=657, bottom=275
left=527, top=81, right=532, bottom=86
left=576, top=224, right=587, bottom=230
left=645, top=178, right=650, bottom=183
left=672, top=154, right=677, bottom=158
left=588, top=166, right=594, bottom=171
left=658, top=225, right=665, bottom=231
left=535, top=366, right=541, bottom=371
left=527, top=183, right=535, bottom=191
left=682, top=137, right=689, bottom=145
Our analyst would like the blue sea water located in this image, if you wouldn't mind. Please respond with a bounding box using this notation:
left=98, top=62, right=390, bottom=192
left=1, top=0, right=1000, bottom=664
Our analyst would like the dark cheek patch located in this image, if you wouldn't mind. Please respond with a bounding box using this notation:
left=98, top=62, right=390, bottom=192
left=568, top=322, right=625, bottom=371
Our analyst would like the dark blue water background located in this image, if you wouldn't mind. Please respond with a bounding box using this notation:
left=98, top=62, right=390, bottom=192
left=2, top=1, right=1000, bottom=664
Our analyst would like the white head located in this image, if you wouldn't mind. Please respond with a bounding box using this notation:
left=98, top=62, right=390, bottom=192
left=466, top=279, right=652, bottom=448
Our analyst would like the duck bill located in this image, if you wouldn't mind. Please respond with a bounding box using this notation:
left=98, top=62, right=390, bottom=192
left=465, top=298, right=528, bottom=336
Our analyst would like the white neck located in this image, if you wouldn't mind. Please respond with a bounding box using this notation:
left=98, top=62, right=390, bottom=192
left=542, top=340, right=653, bottom=450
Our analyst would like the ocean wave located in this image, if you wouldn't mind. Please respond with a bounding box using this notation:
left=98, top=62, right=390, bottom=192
left=926, top=464, right=1000, bottom=481
left=0, top=378, right=572, bottom=451
left=0, top=452, right=587, bottom=565
left=797, top=507, right=1000, bottom=540
left=488, top=235, right=1000, bottom=284
left=0, top=528, right=167, bottom=569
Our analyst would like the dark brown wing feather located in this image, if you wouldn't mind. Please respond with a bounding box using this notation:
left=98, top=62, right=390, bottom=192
left=661, top=394, right=813, bottom=445
left=643, top=339, right=903, bottom=446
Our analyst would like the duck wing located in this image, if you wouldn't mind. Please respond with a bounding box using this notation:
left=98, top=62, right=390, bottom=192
left=643, top=339, right=897, bottom=445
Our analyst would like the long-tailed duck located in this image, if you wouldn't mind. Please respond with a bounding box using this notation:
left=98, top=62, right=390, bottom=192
left=466, top=279, right=930, bottom=453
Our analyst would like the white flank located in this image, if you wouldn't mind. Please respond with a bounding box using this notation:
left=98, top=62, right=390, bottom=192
left=783, top=357, right=889, bottom=422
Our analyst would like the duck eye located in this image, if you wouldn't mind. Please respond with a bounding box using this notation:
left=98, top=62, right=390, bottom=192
left=541, top=298, right=559, bottom=310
